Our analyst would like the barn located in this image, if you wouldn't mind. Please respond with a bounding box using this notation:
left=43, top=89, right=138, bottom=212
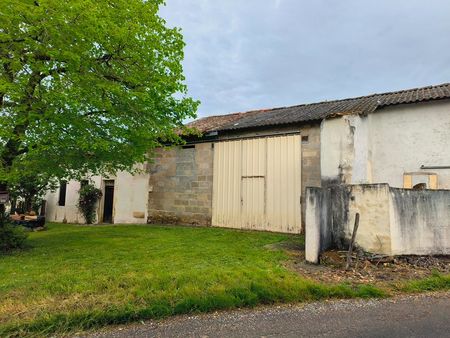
left=45, top=83, right=450, bottom=231
left=148, top=83, right=450, bottom=233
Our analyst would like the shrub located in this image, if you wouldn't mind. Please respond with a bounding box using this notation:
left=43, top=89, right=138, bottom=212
left=77, top=184, right=103, bottom=224
left=0, top=215, right=28, bottom=253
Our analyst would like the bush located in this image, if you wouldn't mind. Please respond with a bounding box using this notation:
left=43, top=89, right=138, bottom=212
left=77, top=184, right=103, bottom=224
left=0, top=217, right=28, bottom=253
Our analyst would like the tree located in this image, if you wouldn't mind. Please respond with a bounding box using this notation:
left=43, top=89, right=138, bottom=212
left=8, top=172, right=57, bottom=213
left=0, top=0, right=198, bottom=203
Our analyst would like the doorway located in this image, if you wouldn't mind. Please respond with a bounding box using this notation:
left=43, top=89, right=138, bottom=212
left=103, top=180, right=115, bottom=223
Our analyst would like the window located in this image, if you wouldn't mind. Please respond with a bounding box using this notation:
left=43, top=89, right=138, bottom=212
left=301, top=135, right=309, bottom=143
left=58, top=181, right=67, bottom=206
left=403, top=172, right=438, bottom=190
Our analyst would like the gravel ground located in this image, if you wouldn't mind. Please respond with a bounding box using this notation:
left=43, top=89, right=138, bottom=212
left=77, top=291, right=450, bottom=338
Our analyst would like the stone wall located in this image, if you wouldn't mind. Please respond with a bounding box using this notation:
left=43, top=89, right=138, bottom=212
left=148, top=143, right=214, bottom=225
left=305, top=184, right=450, bottom=263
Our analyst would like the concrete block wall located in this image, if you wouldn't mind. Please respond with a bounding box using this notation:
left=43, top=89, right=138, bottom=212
left=149, top=123, right=321, bottom=230
left=305, top=184, right=450, bottom=263
left=148, top=143, right=214, bottom=225
left=300, top=125, right=321, bottom=226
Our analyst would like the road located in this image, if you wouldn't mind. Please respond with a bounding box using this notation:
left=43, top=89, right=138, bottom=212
left=83, top=292, right=450, bottom=338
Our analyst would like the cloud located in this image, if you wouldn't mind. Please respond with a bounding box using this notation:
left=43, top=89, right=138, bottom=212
left=160, top=0, right=450, bottom=118
left=274, top=0, right=283, bottom=9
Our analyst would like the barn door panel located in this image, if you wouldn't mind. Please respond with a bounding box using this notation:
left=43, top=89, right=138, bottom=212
left=241, top=177, right=265, bottom=229
left=212, top=140, right=241, bottom=228
left=240, top=138, right=266, bottom=229
left=266, top=135, right=301, bottom=233
left=212, top=134, right=301, bottom=233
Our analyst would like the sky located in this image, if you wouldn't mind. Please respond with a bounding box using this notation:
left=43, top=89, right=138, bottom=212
left=160, top=0, right=450, bottom=118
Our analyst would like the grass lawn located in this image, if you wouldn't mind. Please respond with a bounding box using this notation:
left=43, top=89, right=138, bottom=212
left=0, top=224, right=448, bottom=336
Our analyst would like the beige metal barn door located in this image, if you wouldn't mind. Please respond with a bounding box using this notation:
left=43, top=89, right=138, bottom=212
left=212, top=134, right=301, bottom=233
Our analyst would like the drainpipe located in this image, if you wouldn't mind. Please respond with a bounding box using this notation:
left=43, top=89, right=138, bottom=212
left=420, top=165, right=450, bottom=169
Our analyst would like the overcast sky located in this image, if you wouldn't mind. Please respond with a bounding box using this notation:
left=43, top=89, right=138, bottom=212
left=160, top=0, right=450, bottom=118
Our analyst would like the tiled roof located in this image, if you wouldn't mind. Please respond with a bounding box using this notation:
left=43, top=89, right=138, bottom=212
left=185, top=112, right=245, bottom=133
left=187, top=83, right=450, bottom=133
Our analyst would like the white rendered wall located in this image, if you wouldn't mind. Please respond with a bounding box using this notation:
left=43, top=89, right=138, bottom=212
left=45, top=180, right=84, bottom=223
left=112, top=169, right=149, bottom=224
left=45, top=167, right=150, bottom=224
left=320, top=100, right=450, bottom=189
left=320, top=117, right=354, bottom=185
left=369, top=100, right=450, bottom=189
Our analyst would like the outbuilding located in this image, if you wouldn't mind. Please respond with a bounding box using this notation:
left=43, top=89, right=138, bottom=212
left=46, top=83, right=450, bottom=231
left=148, top=83, right=450, bottom=233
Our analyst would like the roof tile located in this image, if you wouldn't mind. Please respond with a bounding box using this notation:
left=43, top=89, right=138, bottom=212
left=187, top=83, right=450, bottom=133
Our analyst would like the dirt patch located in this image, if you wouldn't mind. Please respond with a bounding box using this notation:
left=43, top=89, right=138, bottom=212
left=280, top=245, right=449, bottom=285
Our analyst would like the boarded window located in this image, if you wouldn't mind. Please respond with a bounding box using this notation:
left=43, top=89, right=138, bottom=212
left=403, top=173, right=438, bottom=190
left=428, top=175, right=438, bottom=189
left=403, top=174, right=413, bottom=189
left=58, top=181, right=67, bottom=206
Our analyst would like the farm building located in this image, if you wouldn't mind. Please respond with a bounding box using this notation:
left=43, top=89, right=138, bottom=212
left=45, top=166, right=150, bottom=225
left=45, top=83, right=450, bottom=234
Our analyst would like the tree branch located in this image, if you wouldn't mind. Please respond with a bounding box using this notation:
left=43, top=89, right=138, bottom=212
left=102, top=74, right=142, bottom=89
left=0, top=38, right=26, bottom=44
left=83, top=110, right=109, bottom=117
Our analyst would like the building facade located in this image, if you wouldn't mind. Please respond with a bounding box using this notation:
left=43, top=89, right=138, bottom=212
left=45, top=83, right=450, bottom=232
left=321, top=99, right=450, bottom=189
left=45, top=166, right=150, bottom=224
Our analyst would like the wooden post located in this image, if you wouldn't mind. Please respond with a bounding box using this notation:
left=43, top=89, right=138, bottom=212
left=345, top=213, right=360, bottom=270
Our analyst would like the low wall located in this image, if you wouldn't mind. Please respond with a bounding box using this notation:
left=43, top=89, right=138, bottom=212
left=305, top=184, right=450, bottom=263
left=389, top=188, right=450, bottom=255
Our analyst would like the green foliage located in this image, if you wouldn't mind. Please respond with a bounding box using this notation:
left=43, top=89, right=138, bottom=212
left=0, top=0, right=199, bottom=185
left=77, top=184, right=102, bottom=224
left=0, top=214, right=28, bottom=253
left=395, top=272, right=450, bottom=293
left=8, top=172, right=57, bottom=213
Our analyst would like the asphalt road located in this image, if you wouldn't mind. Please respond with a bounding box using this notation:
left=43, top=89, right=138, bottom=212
left=83, top=292, right=450, bottom=338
